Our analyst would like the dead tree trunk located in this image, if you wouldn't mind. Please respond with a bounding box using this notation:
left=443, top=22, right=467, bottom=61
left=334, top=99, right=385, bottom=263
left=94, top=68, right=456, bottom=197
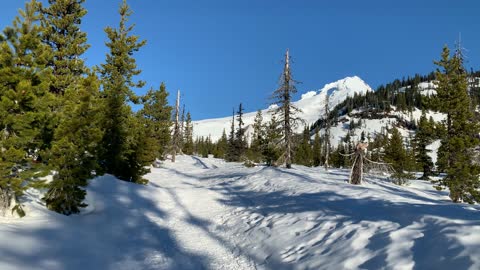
left=349, top=143, right=368, bottom=185
left=271, top=49, right=302, bottom=169
left=172, top=89, right=180, bottom=162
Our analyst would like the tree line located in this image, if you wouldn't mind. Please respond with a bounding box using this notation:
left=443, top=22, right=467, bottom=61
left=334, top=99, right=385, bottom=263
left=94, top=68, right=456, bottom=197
left=0, top=0, right=193, bottom=216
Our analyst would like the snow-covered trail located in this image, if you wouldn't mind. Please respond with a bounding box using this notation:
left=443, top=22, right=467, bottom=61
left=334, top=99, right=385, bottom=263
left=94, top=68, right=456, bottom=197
left=145, top=157, right=256, bottom=269
left=0, top=156, right=256, bottom=270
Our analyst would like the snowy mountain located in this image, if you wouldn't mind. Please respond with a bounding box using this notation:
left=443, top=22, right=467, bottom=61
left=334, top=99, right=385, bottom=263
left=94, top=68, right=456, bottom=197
left=193, top=76, right=373, bottom=141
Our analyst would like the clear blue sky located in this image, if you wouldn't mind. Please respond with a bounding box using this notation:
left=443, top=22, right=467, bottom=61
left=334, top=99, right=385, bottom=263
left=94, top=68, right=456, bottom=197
left=1, top=0, right=479, bottom=120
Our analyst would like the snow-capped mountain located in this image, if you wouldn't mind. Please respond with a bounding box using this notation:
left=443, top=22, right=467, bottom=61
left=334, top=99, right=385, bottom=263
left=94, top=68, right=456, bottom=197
left=193, top=76, right=373, bottom=141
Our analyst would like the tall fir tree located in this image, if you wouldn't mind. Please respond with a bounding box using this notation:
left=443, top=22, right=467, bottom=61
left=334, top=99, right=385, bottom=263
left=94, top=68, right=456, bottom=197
left=234, top=103, right=246, bottom=160
left=183, top=112, right=194, bottom=155
left=263, top=115, right=282, bottom=166
left=249, top=110, right=265, bottom=162
left=139, top=82, right=172, bottom=160
left=384, top=127, right=407, bottom=172
left=433, top=46, right=480, bottom=203
left=226, top=109, right=236, bottom=162
left=214, top=129, right=228, bottom=159
left=98, top=0, right=147, bottom=182
left=271, top=49, right=303, bottom=168
left=0, top=0, right=51, bottom=216
left=41, top=0, right=89, bottom=95
left=413, top=111, right=434, bottom=179
left=44, top=73, right=103, bottom=214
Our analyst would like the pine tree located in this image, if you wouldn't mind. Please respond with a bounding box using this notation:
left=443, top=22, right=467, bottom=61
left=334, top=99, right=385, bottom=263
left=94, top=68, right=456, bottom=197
left=433, top=46, right=480, bottom=203
left=139, top=82, right=172, bottom=160
left=414, top=111, right=434, bottom=179
left=183, top=112, right=194, bottom=155
left=41, top=0, right=89, bottom=95
left=384, top=127, right=410, bottom=183
left=312, top=127, right=322, bottom=167
left=44, top=73, right=103, bottom=214
left=98, top=0, right=147, bottom=182
left=249, top=110, right=265, bottom=162
left=226, top=109, right=236, bottom=162
left=263, top=115, right=282, bottom=166
left=360, top=131, right=366, bottom=142
left=294, top=126, right=312, bottom=166
left=214, top=129, right=228, bottom=159
left=234, top=103, right=246, bottom=160
left=270, top=49, right=303, bottom=169
left=0, top=0, right=51, bottom=216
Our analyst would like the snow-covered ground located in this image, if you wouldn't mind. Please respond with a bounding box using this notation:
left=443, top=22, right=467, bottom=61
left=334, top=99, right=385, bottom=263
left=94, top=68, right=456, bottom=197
left=1, top=155, right=479, bottom=270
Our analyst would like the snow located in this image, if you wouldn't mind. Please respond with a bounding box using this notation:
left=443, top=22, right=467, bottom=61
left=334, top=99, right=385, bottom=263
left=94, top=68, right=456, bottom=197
left=323, top=108, right=446, bottom=148
left=418, top=81, right=437, bottom=96
left=427, top=139, right=442, bottom=166
left=1, top=155, right=480, bottom=269
left=193, top=76, right=372, bottom=141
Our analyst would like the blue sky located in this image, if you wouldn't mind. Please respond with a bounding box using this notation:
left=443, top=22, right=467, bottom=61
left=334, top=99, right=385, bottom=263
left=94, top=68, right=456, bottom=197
left=1, top=0, right=479, bottom=120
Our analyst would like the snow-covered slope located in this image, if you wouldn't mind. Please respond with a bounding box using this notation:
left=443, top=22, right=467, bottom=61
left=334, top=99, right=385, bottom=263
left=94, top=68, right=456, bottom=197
left=2, top=155, right=478, bottom=269
left=325, top=108, right=446, bottom=147
left=193, top=76, right=372, bottom=141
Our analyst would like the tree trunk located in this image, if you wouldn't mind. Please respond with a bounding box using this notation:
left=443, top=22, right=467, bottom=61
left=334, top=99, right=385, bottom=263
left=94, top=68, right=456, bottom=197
left=0, top=187, right=20, bottom=217
left=349, top=143, right=368, bottom=185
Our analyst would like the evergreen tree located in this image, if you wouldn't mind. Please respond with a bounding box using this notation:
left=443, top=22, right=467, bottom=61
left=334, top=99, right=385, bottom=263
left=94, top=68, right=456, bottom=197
left=98, top=0, right=147, bottom=182
left=234, top=103, right=246, bottom=160
left=384, top=127, right=410, bottom=183
left=0, top=0, right=51, bottom=216
left=139, top=82, right=172, bottom=160
left=294, top=126, right=312, bottom=166
left=249, top=110, right=265, bottom=162
left=433, top=46, right=480, bottom=203
left=41, top=0, right=89, bottom=95
left=263, top=115, right=282, bottom=166
left=312, top=127, right=322, bottom=167
left=44, top=73, right=103, bottom=214
left=226, top=109, right=236, bottom=162
left=183, top=112, right=194, bottom=155
left=270, top=49, right=303, bottom=168
left=360, top=131, right=366, bottom=142
left=414, top=111, right=434, bottom=179
left=214, top=129, right=228, bottom=159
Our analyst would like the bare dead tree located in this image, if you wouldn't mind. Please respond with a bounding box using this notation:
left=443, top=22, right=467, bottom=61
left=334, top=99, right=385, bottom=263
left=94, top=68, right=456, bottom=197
left=342, top=142, right=396, bottom=185
left=349, top=143, right=368, bottom=184
left=171, top=89, right=181, bottom=162
left=270, top=49, right=303, bottom=169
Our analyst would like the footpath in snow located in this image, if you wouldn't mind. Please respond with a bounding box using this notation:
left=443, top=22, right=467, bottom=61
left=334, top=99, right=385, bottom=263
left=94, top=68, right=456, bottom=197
left=1, top=155, right=480, bottom=270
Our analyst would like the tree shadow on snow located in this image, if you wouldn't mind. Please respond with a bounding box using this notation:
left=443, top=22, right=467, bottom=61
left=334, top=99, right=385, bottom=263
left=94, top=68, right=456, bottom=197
left=146, top=163, right=479, bottom=269
left=215, top=183, right=479, bottom=269
left=0, top=175, right=210, bottom=270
